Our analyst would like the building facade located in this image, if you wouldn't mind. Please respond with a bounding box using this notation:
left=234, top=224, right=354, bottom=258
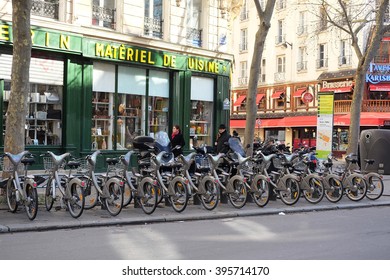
left=0, top=0, right=233, bottom=168
left=230, top=0, right=390, bottom=156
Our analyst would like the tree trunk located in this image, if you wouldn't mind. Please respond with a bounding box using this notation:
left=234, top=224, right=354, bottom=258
left=3, top=1, right=32, bottom=175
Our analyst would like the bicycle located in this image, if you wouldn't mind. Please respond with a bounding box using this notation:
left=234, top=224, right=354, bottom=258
left=316, top=154, right=344, bottom=203
left=1, top=151, right=38, bottom=220
left=340, top=154, right=367, bottom=201
left=360, top=159, right=384, bottom=200
left=79, top=150, right=124, bottom=216
left=42, top=151, right=86, bottom=218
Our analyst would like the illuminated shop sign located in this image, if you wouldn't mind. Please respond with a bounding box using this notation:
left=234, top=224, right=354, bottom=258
left=366, top=63, right=390, bottom=84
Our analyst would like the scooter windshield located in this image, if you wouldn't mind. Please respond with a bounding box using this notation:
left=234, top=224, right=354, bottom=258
left=228, top=137, right=246, bottom=157
left=154, top=131, right=171, bottom=153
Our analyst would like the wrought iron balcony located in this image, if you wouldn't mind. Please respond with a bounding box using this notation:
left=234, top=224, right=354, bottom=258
left=31, top=0, right=59, bottom=19
left=297, top=61, right=307, bottom=71
left=92, top=5, right=116, bottom=29
left=144, top=17, right=163, bottom=39
left=187, top=28, right=202, bottom=47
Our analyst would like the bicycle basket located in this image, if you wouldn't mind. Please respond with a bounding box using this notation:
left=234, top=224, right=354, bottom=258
left=195, top=156, right=210, bottom=170
left=76, top=158, right=89, bottom=174
left=43, top=157, right=66, bottom=172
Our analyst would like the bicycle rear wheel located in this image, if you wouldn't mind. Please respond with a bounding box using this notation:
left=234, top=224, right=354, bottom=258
left=365, top=174, right=384, bottom=200
left=25, top=184, right=38, bottom=220
left=6, top=180, right=18, bottom=213
left=104, top=180, right=124, bottom=216
left=303, top=177, right=325, bottom=204
left=199, top=176, right=219, bottom=211
left=66, top=181, right=85, bottom=218
left=83, top=179, right=98, bottom=210
left=138, top=177, right=157, bottom=215
left=251, top=176, right=270, bottom=207
left=345, top=175, right=367, bottom=201
left=122, top=181, right=133, bottom=207
left=279, top=178, right=300, bottom=206
left=44, top=178, right=55, bottom=211
left=169, top=177, right=189, bottom=213
left=325, top=177, right=343, bottom=203
left=227, top=175, right=247, bottom=209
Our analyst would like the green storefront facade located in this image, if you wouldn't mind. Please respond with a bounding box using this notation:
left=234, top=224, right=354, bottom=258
left=0, top=21, right=231, bottom=169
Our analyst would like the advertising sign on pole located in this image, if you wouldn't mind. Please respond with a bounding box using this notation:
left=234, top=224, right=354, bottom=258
left=316, top=92, right=334, bottom=160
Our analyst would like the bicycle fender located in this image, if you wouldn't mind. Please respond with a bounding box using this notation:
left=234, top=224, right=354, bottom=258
left=66, top=177, right=84, bottom=196
left=277, top=173, right=299, bottom=191
left=301, top=174, right=322, bottom=190
left=226, top=175, right=244, bottom=193
left=25, top=177, right=36, bottom=188
left=250, top=174, right=268, bottom=193
left=198, top=175, right=216, bottom=194
left=324, top=174, right=343, bottom=189
left=344, top=173, right=365, bottom=188
left=104, top=177, right=122, bottom=197
left=168, top=176, right=187, bottom=196
left=138, top=177, right=155, bottom=197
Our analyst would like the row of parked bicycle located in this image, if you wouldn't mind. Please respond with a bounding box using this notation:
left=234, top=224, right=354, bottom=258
left=0, top=131, right=384, bottom=221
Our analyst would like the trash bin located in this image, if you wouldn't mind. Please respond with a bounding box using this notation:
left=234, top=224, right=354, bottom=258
left=359, top=129, right=390, bottom=174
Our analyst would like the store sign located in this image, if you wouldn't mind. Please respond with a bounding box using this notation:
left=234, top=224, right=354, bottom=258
left=302, top=92, right=313, bottom=104
left=0, top=21, right=82, bottom=53
left=316, top=92, right=334, bottom=160
left=366, top=63, right=390, bottom=84
left=322, top=80, right=353, bottom=89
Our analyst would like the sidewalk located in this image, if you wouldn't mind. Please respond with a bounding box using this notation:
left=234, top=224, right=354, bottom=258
left=1, top=176, right=390, bottom=233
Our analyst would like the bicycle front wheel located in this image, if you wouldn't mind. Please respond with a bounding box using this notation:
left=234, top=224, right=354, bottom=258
left=104, top=180, right=124, bottom=216
left=83, top=179, right=98, bottom=210
left=138, top=177, right=157, bottom=215
left=303, top=177, right=325, bottom=204
left=6, top=180, right=18, bottom=213
left=279, top=178, right=300, bottom=206
left=325, top=177, right=343, bottom=203
left=25, top=184, right=38, bottom=220
left=169, top=177, right=189, bottom=213
left=227, top=175, right=247, bottom=209
left=199, top=176, right=219, bottom=211
left=122, top=181, right=133, bottom=207
left=44, top=178, right=55, bottom=211
left=365, top=174, right=384, bottom=200
left=66, top=181, right=85, bottom=218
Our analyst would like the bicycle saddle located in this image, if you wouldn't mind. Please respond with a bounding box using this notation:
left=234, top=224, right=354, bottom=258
left=47, top=151, right=70, bottom=166
left=235, top=152, right=250, bottom=165
left=4, top=151, right=31, bottom=166
left=207, top=153, right=224, bottom=167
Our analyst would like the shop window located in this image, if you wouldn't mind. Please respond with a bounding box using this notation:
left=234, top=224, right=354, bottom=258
left=91, top=91, right=113, bottom=150
left=190, top=76, right=214, bottom=148
left=333, top=128, right=349, bottom=151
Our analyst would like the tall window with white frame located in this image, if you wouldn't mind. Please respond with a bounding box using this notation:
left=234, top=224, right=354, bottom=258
left=144, top=0, right=163, bottom=39
left=297, top=11, right=306, bottom=35
left=92, top=0, right=116, bottom=29
left=240, top=0, right=248, bottom=20
left=298, top=47, right=307, bottom=71
left=186, top=0, right=202, bottom=47
left=259, top=59, right=266, bottom=84
left=317, top=43, right=327, bottom=68
left=240, top=28, right=248, bottom=51
left=276, top=19, right=284, bottom=44
left=239, top=61, right=248, bottom=86
left=339, top=39, right=350, bottom=66
left=275, top=56, right=286, bottom=82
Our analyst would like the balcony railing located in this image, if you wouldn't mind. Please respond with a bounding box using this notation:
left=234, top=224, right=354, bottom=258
left=276, top=0, right=286, bottom=10
left=239, top=43, right=248, bottom=51
left=232, top=99, right=390, bottom=115
left=144, top=17, right=163, bottom=39
left=240, top=11, right=249, bottom=21
left=31, top=0, right=59, bottom=19
left=275, top=34, right=285, bottom=45
left=338, top=55, right=351, bottom=66
left=297, top=25, right=307, bottom=35
left=374, top=55, right=389, bottom=63
left=297, top=61, right=307, bottom=71
left=238, top=77, right=248, bottom=85
left=274, top=72, right=286, bottom=82
left=316, top=58, right=328, bottom=69
left=187, top=28, right=202, bottom=47
left=92, top=5, right=116, bottom=29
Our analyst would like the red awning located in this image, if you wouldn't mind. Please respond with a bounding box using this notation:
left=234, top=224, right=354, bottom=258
left=369, top=84, right=390, bottom=91
left=321, top=86, right=353, bottom=93
left=271, top=91, right=284, bottom=99
left=293, top=88, right=307, bottom=97
left=230, top=115, right=317, bottom=128
left=233, top=95, right=246, bottom=106
left=334, top=112, right=390, bottom=126
left=256, top=94, right=265, bottom=104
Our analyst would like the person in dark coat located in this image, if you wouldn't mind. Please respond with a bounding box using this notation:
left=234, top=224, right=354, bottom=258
left=171, top=124, right=185, bottom=157
left=215, top=124, right=231, bottom=154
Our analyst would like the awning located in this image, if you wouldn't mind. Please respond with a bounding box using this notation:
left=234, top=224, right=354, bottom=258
left=293, top=88, right=307, bottom=97
left=334, top=112, right=390, bottom=126
left=256, top=94, right=265, bottom=104
left=271, top=91, right=284, bottom=99
left=321, top=86, right=353, bottom=93
left=233, top=95, right=246, bottom=106
left=230, top=115, right=317, bottom=128
left=369, top=84, right=390, bottom=91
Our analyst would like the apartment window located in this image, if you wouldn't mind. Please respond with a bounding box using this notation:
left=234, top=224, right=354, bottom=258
left=318, top=6, right=327, bottom=31
left=186, top=0, right=202, bottom=47
left=259, top=59, right=266, bottom=84
left=275, top=56, right=286, bottom=82
left=240, top=29, right=248, bottom=51
left=339, top=40, right=349, bottom=65
left=144, top=0, right=163, bottom=39
left=375, top=41, right=390, bottom=63
left=92, top=0, right=116, bottom=29
left=276, top=20, right=284, bottom=44
left=276, top=0, right=286, bottom=10
left=317, top=43, right=328, bottom=68
left=240, top=0, right=249, bottom=20
left=31, top=0, right=59, bottom=19
left=297, top=47, right=307, bottom=71
left=238, top=61, right=248, bottom=85
left=297, top=11, right=307, bottom=35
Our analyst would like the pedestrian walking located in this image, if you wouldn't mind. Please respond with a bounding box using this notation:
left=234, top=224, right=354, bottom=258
left=171, top=124, right=185, bottom=157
